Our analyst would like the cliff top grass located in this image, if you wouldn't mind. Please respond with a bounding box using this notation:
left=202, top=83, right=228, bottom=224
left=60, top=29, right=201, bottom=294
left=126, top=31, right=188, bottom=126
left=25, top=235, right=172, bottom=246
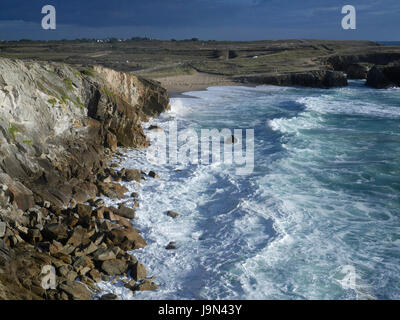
left=1, top=39, right=399, bottom=80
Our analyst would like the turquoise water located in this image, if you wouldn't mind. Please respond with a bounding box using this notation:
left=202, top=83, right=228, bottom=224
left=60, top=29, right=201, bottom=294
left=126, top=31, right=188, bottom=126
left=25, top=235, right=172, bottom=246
left=101, top=81, right=400, bottom=300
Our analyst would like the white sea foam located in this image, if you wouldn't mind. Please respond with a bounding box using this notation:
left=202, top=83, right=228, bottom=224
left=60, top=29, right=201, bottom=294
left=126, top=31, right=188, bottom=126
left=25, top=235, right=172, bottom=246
left=98, top=84, right=400, bottom=300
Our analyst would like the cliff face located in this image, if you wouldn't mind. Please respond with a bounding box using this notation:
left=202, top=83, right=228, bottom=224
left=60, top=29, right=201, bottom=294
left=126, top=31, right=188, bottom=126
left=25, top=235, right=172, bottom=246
left=0, top=58, right=169, bottom=208
left=235, top=70, right=348, bottom=88
left=326, top=51, right=400, bottom=73
left=325, top=50, right=400, bottom=82
left=0, top=58, right=170, bottom=300
left=366, top=61, right=400, bottom=88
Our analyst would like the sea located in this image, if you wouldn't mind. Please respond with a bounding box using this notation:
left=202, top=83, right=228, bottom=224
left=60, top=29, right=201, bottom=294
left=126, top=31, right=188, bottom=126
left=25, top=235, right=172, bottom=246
left=98, top=80, right=400, bottom=300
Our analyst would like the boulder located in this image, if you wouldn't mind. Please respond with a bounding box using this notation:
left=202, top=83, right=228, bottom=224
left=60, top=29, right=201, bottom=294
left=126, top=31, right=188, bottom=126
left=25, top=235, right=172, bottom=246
left=66, top=226, right=89, bottom=248
left=130, top=261, right=147, bottom=281
left=42, top=223, right=68, bottom=241
left=8, top=182, right=35, bottom=212
left=166, top=210, right=180, bottom=219
left=123, top=169, right=141, bottom=183
left=166, top=241, right=178, bottom=250
left=148, top=171, right=158, bottom=178
left=92, top=248, right=117, bottom=261
left=134, top=279, right=159, bottom=291
left=73, top=256, right=94, bottom=274
left=100, top=293, right=119, bottom=300
left=124, top=280, right=137, bottom=291
left=76, top=204, right=92, bottom=218
left=112, top=204, right=136, bottom=219
left=101, top=259, right=128, bottom=276
left=109, top=227, right=147, bottom=250
left=59, top=280, right=92, bottom=300
left=148, top=125, right=163, bottom=132
left=89, top=269, right=102, bottom=283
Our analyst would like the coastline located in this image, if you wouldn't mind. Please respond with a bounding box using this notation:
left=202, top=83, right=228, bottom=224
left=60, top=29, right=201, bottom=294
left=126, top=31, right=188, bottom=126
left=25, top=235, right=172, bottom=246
left=154, top=71, right=241, bottom=96
left=0, top=59, right=170, bottom=300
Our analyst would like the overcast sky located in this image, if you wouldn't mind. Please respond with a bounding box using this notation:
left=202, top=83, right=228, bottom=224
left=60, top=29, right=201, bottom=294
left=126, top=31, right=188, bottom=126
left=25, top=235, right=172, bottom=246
left=0, top=0, right=399, bottom=41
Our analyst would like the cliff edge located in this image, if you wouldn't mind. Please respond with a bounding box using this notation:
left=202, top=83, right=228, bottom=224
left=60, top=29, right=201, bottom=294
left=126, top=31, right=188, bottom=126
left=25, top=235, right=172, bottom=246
left=0, top=58, right=169, bottom=299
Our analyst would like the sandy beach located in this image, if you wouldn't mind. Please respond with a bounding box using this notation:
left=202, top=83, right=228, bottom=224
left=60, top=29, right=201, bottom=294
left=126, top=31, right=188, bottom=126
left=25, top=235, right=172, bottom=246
left=154, top=71, right=240, bottom=96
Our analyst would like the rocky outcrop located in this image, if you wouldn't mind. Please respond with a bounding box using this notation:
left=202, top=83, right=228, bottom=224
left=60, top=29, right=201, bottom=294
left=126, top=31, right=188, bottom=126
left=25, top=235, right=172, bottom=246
left=366, top=62, right=400, bottom=88
left=346, top=63, right=372, bottom=79
left=0, top=58, right=169, bottom=209
left=326, top=51, right=400, bottom=72
left=235, top=70, right=348, bottom=88
left=0, top=57, right=170, bottom=299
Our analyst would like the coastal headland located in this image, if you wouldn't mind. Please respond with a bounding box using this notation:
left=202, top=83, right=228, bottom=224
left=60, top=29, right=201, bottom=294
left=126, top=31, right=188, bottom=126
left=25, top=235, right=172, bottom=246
left=0, top=39, right=399, bottom=299
left=2, top=39, right=400, bottom=94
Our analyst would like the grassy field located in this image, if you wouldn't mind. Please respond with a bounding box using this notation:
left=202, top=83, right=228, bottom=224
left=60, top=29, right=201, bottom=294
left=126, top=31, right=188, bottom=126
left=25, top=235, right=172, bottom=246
left=1, top=39, right=399, bottom=81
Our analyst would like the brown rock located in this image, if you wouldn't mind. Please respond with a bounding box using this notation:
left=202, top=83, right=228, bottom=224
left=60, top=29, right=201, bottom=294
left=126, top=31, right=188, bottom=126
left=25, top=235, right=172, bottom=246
left=59, top=280, right=92, bottom=300
left=134, top=279, right=159, bottom=291
left=130, top=261, right=147, bottom=281
left=73, top=256, right=94, bottom=274
left=100, top=293, right=119, bottom=300
left=8, top=182, right=35, bottom=212
left=99, top=220, right=113, bottom=232
left=166, top=241, right=178, bottom=250
left=66, top=225, right=89, bottom=248
left=105, top=131, right=118, bottom=151
left=49, top=240, right=64, bottom=255
left=76, top=204, right=92, bottom=218
left=0, top=222, right=6, bottom=238
left=112, top=204, right=136, bottom=219
left=81, top=242, right=98, bottom=256
left=113, top=214, right=131, bottom=228
left=94, top=207, right=105, bottom=220
left=124, top=280, right=137, bottom=291
left=27, top=228, right=43, bottom=244
left=42, top=223, right=68, bottom=241
left=148, top=171, right=158, bottom=178
left=109, top=227, right=147, bottom=250
left=101, top=259, right=128, bottom=276
left=166, top=210, right=180, bottom=219
left=92, top=248, right=117, bottom=261
left=58, top=265, right=78, bottom=282
left=89, top=269, right=102, bottom=283
left=124, top=169, right=141, bottom=183
left=148, top=125, right=163, bottom=131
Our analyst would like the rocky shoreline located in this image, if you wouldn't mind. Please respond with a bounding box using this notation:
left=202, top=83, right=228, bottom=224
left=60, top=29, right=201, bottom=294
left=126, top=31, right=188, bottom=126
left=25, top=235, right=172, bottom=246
left=233, top=51, right=400, bottom=89
left=0, top=57, right=170, bottom=299
left=1, top=47, right=400, bottom=300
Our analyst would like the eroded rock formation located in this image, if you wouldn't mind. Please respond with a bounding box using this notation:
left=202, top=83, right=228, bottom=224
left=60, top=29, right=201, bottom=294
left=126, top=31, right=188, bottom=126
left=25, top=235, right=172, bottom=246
left=0, top=57, right=170, bottom=299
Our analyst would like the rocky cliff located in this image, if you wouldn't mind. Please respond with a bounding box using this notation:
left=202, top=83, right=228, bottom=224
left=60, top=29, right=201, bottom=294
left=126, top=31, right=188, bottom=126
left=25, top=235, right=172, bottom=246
left=366, top=61, right=400, bottom=89
left=235, top=70, right=348, bottom=88
left=325, top=49, right=400, bottom=82
left=0, top=58, right=169, bottom=299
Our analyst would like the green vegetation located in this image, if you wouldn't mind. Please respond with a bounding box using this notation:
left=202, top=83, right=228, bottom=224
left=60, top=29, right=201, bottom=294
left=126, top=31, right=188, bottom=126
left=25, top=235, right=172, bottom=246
left=8, top=124, right=19, bottom=140
left=81, top=68, right=95, bottom=77
left=75, top=96, right=84, bottom=110
left=23, top=139, right=33, bottom=145
left=104, top=87, right=116, bottom=102
left=63, top=78, right=73, bottom=91
left=2, top=39, right=399, bottom=85
left=48, top=98, right=57, bottom=107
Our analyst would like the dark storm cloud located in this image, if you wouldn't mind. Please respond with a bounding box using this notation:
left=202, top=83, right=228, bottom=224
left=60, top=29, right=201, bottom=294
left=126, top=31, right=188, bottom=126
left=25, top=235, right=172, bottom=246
left=0, top=0, right=399, bottom=40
